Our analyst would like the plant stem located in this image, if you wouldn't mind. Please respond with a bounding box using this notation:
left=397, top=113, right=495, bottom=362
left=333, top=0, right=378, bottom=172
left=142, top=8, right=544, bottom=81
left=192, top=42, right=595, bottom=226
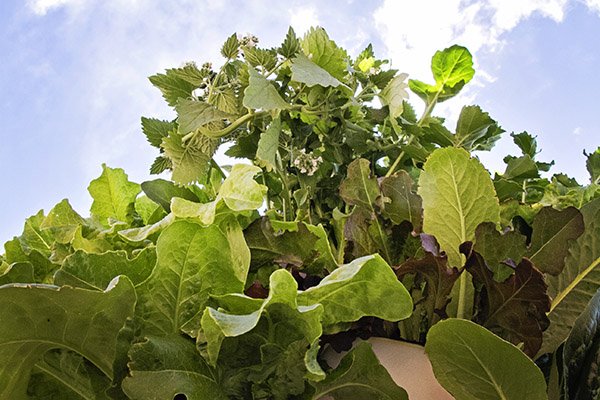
left=385, top=93, right=439, bottom=177
left=456, top=272, right=468, bottom=319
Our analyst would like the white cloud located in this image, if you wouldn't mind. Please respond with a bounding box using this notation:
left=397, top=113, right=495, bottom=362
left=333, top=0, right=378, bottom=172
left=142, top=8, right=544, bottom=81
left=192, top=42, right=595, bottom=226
left=584, top=0, right=600, bottom=14
left=372, top=0, right=570, bottom=121
left=28, top=0, right=85, bottom=15
left=573, top=126, right=582, bottom=135
left=289, top=6, right=320, bottom=35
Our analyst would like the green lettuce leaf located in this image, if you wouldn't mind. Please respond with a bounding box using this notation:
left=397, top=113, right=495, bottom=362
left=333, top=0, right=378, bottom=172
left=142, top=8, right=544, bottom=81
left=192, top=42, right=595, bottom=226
left=426, top=318, right=547, bottom=400
left=308, top=342, right=408, bottom=400
left=0, top=276, right=136, bottom=399
left=138, top=219, right=249, bottom=337
left=88, top=164, right=141, bottom=226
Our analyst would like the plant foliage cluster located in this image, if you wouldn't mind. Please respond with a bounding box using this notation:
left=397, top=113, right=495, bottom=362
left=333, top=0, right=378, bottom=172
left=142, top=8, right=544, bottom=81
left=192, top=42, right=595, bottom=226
left=1, top=27, right=600, bottom=399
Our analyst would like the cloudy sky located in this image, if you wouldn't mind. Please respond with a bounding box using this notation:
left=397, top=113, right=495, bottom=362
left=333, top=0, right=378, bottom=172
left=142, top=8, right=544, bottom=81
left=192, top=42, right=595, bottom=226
left=1, top=0, right=599, bottom=244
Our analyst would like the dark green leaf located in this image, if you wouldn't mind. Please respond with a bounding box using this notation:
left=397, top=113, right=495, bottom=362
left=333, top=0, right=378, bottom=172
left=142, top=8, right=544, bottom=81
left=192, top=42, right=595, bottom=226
left=562, top=288, right=600, bottom=400
left=279, top=26, right=300, bottom=58
left=141, top=178, right=200, bottom=212
left=309, top=342, right=408, bottom=400
left=244, top=47, right=278, bottom=71
left=380, top=171, right=423, bottom=231
left=0, top=277, right=136, bottom=398
left=585, top=147, right=600, bottom=184
left=256, top=117, right=280, bottom=170
left=454, top=105, right=504, bottom=151
left=527, top=206, right=584, bottom=275
left=149, top=155, right=172, bottom=175
left=512, top=131, right=538, bottom=158
left=474, top=222, right=527, bottom=281
left=141, top=117, right=175, bottom=148
left=426, top=318, right=547, bottom=400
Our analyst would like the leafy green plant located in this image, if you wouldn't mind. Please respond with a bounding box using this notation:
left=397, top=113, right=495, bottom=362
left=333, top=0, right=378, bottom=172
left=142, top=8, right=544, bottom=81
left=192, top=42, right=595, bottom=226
left=1, top=26, right=599, bottom=399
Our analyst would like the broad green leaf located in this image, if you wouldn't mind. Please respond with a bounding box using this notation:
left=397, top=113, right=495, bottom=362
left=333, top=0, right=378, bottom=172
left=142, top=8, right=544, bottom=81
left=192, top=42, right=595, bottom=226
left=161, top=131, right=218, bottom=185
left=88, top=164, right=140, bottom=226
left=301, top=27, right=348, bottom=81
left=409, top=45, right=474, bottom=104
left=39, top=199, right=86, bottom=243
left=503, top=155, right=540, bottom=180
left=141, top=117, right=175, bottom=148
left=243, top=68, right=289, bottom=110
left=139, top=219, right=249, bottom=336
left=462, top=242, right=550, bottom=357
left=526, top=206, right=584, bottom=275
left=298, top=254, right=412, bottom=329
left=256, top=117, right=281, bottom=170
left=290, top=53, right=342, bottom=87
left=541, top=197, right=600, bottom=355
left=123, top=335, right=225, bottom=400
left=200, top=269, right=323, bottom=383
left=141, top=178, right=200, bottom=212
left=304, top=223, right=339, bottom=273
left=27, top=350, right=111, bottom=400
left=379, top=73, right=409, bottom=119
left=562, top=288, right=600, bottom=400
left=308, top=342, right=408, bottom=400
left=221, top=33, right=240, bottom=59
left=279, top=26, right=300, bottom=58
left=0, top=262, right=34, bottom=285
left=175, top=99, right=230, bottom=136
left=54, top=248, right=156, bottom=290
left=0, top=276, right=136, bottom=399
left=149, top=70, right=196, bottom=107
left=418, top=147, right=500, bottom=319
left=20, top=210, right=54, bottom=257
left=219, top=164, right=266, bottom=211
left=418, top=147, right=500, bottom=268
left=71, top=226, right=111, bottom=254
left=454, top=105, right=504, bottom=152
left=426, top=319, right=547, bottom=400
left=380, top=171, right=423, bottom=231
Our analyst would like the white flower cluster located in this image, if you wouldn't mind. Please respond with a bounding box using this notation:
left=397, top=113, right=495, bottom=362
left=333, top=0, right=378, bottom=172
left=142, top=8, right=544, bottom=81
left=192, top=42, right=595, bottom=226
left=292, top=149, right=323, bottom=176
left=238, top=33, right=259, bottom=48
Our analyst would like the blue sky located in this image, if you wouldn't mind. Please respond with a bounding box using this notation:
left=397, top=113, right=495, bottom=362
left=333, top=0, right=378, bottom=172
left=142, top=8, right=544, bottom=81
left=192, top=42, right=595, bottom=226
left=1, top=0, right=599, bottom=244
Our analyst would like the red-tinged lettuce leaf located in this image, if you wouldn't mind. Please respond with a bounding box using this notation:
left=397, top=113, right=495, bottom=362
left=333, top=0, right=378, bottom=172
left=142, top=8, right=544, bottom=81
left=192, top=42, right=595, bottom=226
left=462, top=242, right=550, bottom=357
left=562, top=288, right=600, bottom=400
left=380, top=171, right=423, bottom=232
left=395, top=234, right=461, bottom=326
left=474, top=222, right=527, bottom=282
left=308, top=342, right=408, bottom=400
left=526, top=206, right=584, bottom=276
